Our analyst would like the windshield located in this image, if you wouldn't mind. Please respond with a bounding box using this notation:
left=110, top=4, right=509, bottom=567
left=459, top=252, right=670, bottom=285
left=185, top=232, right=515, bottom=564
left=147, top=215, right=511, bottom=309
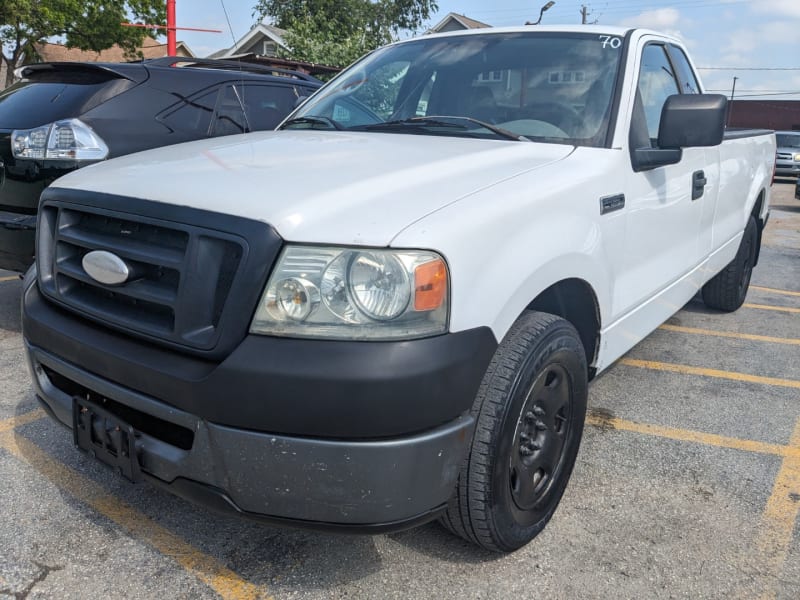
left=283, top=31, right=624, bottom=146
left=777, top=134, right=800, bottom=149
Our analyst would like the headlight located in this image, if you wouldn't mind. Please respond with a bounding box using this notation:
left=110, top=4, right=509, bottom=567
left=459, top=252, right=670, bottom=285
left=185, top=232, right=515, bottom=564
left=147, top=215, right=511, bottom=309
left=12, top=118, right=109, bottom=161
left=251, top=246, right=449, bottom=340
left=794, top=153, right=800, bottom=162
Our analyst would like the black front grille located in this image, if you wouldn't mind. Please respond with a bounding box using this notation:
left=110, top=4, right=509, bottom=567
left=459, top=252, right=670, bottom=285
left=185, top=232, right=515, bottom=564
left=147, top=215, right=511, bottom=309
left=37, top=191, right=282, bottom=358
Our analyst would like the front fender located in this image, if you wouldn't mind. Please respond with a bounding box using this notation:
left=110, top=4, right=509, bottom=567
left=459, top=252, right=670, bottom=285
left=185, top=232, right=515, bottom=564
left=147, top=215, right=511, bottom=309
left=391, top=155, right=620, bottom=345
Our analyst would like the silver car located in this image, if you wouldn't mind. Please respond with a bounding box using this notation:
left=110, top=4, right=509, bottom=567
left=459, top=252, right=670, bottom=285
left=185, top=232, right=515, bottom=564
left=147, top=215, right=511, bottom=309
left=776, top=131, right=800, bottom=177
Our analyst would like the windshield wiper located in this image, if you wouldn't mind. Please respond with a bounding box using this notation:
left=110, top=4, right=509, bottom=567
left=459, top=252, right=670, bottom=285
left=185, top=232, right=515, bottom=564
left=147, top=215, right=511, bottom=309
left=354, top=116, right=530, bottom=142
left=281, top=116, right=344, bottom=130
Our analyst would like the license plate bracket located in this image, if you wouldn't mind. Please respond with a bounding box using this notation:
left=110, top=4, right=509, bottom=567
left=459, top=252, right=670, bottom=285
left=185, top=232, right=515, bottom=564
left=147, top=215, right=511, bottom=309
left=72, top=397, right=142, bottom=483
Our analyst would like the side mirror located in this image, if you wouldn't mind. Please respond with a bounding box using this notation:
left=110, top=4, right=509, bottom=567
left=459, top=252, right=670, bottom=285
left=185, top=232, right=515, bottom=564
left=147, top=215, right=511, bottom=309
left=658, top=94, right=727, bottom=149
left=632, top=93, right=727, bottom=171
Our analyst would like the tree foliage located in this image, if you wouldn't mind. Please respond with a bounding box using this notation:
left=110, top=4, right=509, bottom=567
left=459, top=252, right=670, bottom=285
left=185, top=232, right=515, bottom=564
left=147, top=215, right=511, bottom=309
left=254, top=0, right=437, bottom=67
left=1, top=1, right=166, bottom=86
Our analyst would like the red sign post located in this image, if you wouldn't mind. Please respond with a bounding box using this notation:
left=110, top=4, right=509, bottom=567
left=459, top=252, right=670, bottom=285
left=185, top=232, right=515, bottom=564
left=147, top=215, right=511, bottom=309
left=167, top=0, right=176, bottom=56
left=122, top=1, right=221, bottom=56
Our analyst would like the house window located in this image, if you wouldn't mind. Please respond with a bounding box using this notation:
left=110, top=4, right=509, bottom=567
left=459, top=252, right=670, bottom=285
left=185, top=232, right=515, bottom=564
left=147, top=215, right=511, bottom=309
left=262, top=41, right=277, bottom=57
left=548, top=71, right=586, bottom=84
left=477, top=70, right=504, bottom=82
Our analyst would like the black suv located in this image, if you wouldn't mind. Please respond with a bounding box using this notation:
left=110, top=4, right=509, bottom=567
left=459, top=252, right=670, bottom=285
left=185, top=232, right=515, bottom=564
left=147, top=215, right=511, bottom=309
left=0, top=58, right=321, bottom=272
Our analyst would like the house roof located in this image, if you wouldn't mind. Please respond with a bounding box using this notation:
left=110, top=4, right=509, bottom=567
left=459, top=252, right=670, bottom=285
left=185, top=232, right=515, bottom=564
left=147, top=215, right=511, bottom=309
left=34, top=37, right=194, bottom=62
left=428, top=12, right=491, bottom=33
left=208, top=23, right=287, bottom=59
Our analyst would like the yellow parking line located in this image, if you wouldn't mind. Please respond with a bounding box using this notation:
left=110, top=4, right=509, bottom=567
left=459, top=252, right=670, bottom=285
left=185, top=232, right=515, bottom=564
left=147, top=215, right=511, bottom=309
left=658, top=324, right=800, bottom=346
left=751, top=285, right=800, bottom=298
left=585, top=413, right=800, bottom=459
left=0, top=414, right=269, bottom=599
left=585, top=412, right=800, bottom=597
left=619, top=358, right=800, bottom=390
left=0, top=409, right=45, bottom=434
left=744, top=303, right=800, bottom=314
left=0, top=275, right=18, bottom=282
left=754, top=417, right=800, bottom=599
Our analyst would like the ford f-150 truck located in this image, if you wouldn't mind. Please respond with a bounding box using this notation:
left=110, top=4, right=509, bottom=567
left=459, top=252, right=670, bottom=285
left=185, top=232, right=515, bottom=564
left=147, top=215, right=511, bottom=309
left=22, top=26, right=775, bottom=552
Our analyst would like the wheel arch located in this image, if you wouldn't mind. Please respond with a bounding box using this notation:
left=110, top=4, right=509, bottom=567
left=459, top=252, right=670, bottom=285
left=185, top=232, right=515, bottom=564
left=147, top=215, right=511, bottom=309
left=525, top=278, right=601, bottom=379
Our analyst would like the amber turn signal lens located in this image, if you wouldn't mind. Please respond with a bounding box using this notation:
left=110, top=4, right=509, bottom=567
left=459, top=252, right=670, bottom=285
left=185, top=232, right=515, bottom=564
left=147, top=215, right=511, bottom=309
left=414, top=259, right=447, bottom=311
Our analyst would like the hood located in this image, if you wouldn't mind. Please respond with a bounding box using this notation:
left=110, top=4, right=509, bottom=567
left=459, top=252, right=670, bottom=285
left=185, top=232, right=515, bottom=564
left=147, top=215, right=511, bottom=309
left=51, top=130, right=574, bottom=246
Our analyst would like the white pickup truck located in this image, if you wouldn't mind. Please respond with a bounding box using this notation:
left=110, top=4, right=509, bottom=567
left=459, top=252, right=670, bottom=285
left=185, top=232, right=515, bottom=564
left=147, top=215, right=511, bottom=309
left=22, top=26, right=775, bottom=552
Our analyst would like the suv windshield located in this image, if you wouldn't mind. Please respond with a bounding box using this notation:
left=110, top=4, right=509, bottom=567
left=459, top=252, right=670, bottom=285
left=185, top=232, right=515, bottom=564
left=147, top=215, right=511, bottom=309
left=283, top=31, right=624, bottom=146
left=776, top=134, right=800, bottom=148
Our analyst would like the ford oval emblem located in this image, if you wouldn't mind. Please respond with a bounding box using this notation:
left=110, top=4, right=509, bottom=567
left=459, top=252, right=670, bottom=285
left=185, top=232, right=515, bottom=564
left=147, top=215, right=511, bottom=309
left=82, top=250, right=130, bottom=286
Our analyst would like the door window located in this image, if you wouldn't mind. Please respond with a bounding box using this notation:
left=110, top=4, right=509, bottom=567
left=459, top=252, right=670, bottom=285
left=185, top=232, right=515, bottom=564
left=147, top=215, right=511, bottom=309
left=211, top=85, right=247, bottom=137
left=668, top=45, right=701, bottom=94
left=158, top=88, right=218, bottom=135
left=236, top=83, right=300, bottom=131
left=636, top=45, right=680, bottom=142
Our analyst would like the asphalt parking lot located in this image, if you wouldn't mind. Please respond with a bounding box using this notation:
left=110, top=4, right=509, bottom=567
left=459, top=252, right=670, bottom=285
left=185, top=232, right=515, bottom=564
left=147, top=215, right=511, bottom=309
left=1, top=181, right=798, bottom=599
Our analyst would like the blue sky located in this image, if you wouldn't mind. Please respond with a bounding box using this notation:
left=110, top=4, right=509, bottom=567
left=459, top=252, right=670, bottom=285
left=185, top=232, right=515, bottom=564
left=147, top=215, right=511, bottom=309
left=175, top=0, right=800, bottom=100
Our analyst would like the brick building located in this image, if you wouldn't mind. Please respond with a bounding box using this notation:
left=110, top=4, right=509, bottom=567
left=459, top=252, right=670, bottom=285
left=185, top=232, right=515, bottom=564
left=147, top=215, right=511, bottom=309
left=728, top=100, right=800, bottom=131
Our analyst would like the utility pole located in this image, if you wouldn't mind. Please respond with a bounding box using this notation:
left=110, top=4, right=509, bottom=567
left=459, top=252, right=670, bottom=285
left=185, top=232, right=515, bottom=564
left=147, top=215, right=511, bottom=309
left=727, top=76, right=739, bottom=126
left=580, top=5, right=597, bottom=24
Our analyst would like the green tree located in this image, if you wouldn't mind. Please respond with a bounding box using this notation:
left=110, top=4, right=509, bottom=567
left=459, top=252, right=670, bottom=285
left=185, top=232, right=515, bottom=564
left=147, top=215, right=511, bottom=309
left=1, top=0, right=166, bottom=87
left=254, top=0, right=437, bottom=67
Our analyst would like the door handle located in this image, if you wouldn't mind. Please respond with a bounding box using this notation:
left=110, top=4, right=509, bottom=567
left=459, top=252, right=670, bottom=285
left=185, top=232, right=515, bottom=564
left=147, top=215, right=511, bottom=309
left=692, top=170, right=707, bottom=200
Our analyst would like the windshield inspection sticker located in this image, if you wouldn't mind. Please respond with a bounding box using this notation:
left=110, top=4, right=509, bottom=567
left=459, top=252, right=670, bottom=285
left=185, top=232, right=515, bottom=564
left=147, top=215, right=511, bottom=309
left=599, top=35, right=622, bottom=49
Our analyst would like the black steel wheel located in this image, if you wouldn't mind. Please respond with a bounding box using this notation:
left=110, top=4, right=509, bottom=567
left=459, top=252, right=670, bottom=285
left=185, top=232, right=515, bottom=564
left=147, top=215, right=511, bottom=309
left=440, top=311, right=588, bottom=552
left=702, top=215, right=759, bottom=312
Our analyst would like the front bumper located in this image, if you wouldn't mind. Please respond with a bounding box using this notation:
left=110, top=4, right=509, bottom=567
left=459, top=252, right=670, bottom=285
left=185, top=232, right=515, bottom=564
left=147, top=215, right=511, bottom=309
left=775, top=163, right=800, bottom=177
left=23, top=279, right=496, bottom=529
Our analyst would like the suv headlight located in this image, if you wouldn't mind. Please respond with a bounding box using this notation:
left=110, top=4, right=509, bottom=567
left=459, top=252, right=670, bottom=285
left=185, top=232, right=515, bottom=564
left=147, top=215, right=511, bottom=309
left=12, top=118, right=109, bottom=161
left=251, top=246, right=449, bottom=340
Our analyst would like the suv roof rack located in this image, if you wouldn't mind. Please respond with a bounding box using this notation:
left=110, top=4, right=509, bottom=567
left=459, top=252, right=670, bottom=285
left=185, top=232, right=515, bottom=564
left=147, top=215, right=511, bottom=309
left=143, top=57, right=321, bottom=83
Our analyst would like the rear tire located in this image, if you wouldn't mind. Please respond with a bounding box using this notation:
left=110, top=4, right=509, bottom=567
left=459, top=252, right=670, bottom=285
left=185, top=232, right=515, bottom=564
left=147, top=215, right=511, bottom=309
left=440, top=311, right=588, bottom=552
left=702, top=215, right=758, bottom=312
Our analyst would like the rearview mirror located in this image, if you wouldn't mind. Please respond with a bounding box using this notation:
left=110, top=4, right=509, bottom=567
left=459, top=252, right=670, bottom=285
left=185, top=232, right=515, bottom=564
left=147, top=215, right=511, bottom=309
left=633, top=94, right=727, bottom=171
left=658, top=94, right=727, bottom=149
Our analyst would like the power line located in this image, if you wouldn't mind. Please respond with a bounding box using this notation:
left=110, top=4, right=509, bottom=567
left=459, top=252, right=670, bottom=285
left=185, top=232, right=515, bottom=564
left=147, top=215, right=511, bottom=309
left=707, top=90, right=800, bottom=93
left=698, top=67, right=800, bottom=71
left=729, top=92, right=800, bottom=98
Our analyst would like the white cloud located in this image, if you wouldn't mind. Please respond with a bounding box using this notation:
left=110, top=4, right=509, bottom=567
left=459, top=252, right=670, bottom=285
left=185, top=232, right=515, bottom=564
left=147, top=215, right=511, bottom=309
left=721, top=21, right=798, bottom=57
left=716, top=52, right=755, bottom=67
left=619, top=8, right=682, bottom=29
left=751, top=0, right=800, bottom=19
left=617, top=8, right=687, bottom=41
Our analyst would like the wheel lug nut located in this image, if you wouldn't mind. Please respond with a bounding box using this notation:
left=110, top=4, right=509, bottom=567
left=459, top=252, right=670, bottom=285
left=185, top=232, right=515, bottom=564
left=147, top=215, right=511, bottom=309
left=520, top=446, right=534, bottom=456
left=520, top=432, right=531, bottom=442
left=535, top=420, right=547, bottom=431
left=533, top=406, right=545, bottom=416
left=524, top=411, right=535, bottom=423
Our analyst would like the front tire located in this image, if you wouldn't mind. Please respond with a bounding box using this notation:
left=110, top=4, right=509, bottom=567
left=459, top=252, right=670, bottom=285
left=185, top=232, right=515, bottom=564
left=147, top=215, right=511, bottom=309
left=702, top=215, right=758, bottom=312
left=441, top=311, right=588, bottom=552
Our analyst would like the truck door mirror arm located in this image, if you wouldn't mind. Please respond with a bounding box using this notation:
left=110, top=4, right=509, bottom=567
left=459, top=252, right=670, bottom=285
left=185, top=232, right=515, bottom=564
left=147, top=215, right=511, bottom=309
left=631, top=94, right=727, bottom=172
left=632, top=148, right=682, bottom=171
